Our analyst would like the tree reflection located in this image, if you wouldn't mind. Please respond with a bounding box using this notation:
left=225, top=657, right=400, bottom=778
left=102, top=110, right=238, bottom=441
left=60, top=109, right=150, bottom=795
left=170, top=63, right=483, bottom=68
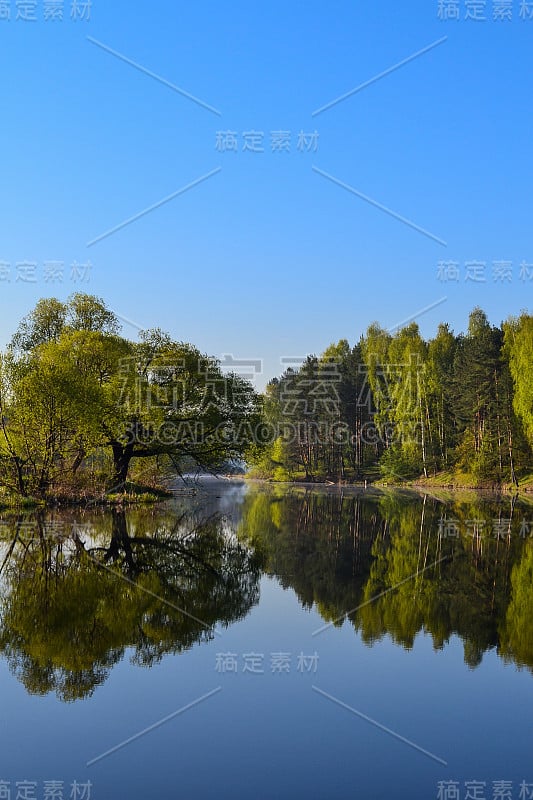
left=238, top=487, right=533, bottom=672
left=0, top=507, right=260, bottom=701
left=1, top=487, right=532, bottom=702
left=500, top=539, right=533, bottom=669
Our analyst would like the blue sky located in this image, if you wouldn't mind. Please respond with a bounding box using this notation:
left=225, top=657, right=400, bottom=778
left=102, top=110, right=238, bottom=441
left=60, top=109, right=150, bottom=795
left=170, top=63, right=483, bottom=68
left=1, top=0, right=532, bottom=387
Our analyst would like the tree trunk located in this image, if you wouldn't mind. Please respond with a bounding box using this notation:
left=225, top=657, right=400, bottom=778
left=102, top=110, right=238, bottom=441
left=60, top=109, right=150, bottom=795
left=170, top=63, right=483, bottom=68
left=105, top=510, right=136, bottom=572
left=508, top=422, right=518, bottom=487
left=419, top=394, right=428, bottom=479
left=71, top=444, right=86, bottom=475
left=111, top=442, right=134, bottom=489
left=13, top=456, right=27, bottom=498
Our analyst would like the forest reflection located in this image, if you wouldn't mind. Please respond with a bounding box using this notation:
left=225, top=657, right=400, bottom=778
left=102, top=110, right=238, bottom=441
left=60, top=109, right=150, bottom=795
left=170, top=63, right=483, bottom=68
left=1, top=486, right=532, bottom=703
left=238, top=487, right=533, bottom=672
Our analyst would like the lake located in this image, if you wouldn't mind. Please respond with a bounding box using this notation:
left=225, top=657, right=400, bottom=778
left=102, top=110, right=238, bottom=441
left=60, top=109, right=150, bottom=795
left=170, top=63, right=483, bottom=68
left=0, top=480, right=532, bottom=800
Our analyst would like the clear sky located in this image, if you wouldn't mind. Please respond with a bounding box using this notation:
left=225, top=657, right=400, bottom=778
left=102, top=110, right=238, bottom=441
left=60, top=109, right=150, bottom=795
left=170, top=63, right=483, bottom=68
left=1, top=0, right=532, bottom=388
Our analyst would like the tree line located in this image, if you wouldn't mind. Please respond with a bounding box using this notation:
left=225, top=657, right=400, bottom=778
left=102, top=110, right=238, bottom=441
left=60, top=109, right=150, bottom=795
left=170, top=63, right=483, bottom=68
left=249, top=308, right=533, bottom=485
left=1, top=297, right=531, bottom=498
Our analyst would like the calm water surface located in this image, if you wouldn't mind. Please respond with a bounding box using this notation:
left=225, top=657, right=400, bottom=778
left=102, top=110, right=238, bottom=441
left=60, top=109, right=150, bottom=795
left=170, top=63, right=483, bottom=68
left=0, top=480, right=532, bottom=799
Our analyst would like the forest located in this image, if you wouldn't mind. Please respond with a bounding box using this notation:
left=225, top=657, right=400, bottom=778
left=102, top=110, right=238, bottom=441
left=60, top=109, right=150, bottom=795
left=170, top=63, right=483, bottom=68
left=250, top=308, right=533, bottom=487
left=1, top=297, right=532, bottom=501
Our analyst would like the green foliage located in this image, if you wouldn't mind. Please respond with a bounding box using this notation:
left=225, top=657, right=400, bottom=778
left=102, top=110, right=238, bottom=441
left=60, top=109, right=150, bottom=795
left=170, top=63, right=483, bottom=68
left=2, top=298, right=531, bottom=496
left=500, top=541, right=533, bottom=667
left=247, top=308, right=533, bottom=485
left=0, top=295, right=261, bottom=499
left=0, top=509, right=260, bottom=699
left=238, top=487, right=533, bottom=671
left=504, top=314, right=533, bottom=446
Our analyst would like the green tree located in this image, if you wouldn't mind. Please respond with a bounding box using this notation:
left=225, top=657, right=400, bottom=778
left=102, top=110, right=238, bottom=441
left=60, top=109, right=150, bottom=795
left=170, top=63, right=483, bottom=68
left=1, top=296, right=261, bottom=497
left=504, top=313, right=533, bottom=449
left=103, top=329, right=261, bottom=487
left=450, top=309, right=504, bottom=479
left=10, top=297, right=67, bottom=352
left=0, top=340, right=104, bottom=495
left=426, top=323, right=457, bottom=470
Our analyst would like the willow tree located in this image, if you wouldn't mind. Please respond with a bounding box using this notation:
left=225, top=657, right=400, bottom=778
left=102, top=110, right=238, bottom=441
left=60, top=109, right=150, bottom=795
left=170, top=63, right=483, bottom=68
left=104, top=328, right=261, bottom=487
left=1, top=294, right=261, bottom=496
left=0, top=340, right=105, bottom=496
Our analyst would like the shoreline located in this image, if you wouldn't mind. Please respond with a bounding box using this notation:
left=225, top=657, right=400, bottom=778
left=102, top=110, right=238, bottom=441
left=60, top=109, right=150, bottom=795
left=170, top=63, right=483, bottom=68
left=239, top=474, right=533, bottom=501
left=1, top=472, right=532, bottom=511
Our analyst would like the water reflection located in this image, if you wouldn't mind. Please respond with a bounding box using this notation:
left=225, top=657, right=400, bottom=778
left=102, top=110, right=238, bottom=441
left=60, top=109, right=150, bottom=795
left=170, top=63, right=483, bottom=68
left=0, top=503, right=260, bottom=701
left=1, top=484, right=532, bottom=703
left=238, top=487, right=533, bottom=672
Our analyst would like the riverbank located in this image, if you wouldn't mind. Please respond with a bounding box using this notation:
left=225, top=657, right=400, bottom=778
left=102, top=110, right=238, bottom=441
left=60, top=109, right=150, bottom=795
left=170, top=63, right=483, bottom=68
left=407, top=470, right=533, bottom=495
left=3, top=470, right=533, bottom=510
left=0, top=482, right=173, bottom=511
left=241, top=471, right=533, bottom=500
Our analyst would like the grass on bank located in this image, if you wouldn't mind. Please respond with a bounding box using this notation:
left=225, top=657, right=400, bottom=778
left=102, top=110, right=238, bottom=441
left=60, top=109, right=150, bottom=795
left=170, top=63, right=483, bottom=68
left=0, top=481, right=171, bottom=509
left=247, top=464, right=533, bottom=494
